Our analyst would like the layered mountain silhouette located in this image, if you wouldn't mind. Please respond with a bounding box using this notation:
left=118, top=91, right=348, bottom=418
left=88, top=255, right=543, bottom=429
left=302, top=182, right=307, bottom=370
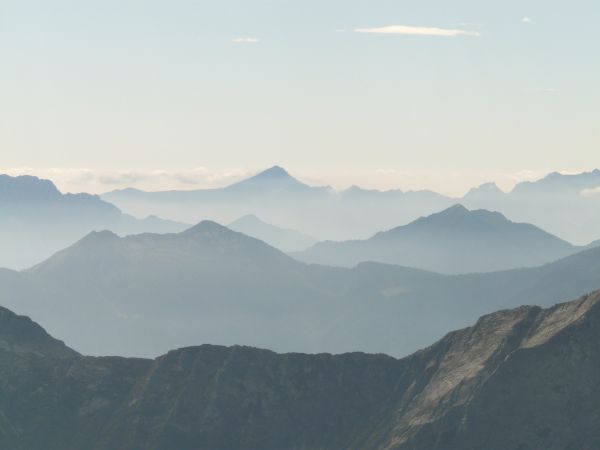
left=295, top=205, right=579, bottom=273
left=2, top=290, right=600, bottom=449
left=228, top=214, right=317, bottom=252
left=102, top=166, right=454, bottom=241
left=225, top=165, right=324, bottom=193
left=102, top=166, right=600, bottom=244
left=3, top=222, right=600, bottom=358
left=462, top=169, right=600, bottom=244
left=0, top=174, right=187, bottom=269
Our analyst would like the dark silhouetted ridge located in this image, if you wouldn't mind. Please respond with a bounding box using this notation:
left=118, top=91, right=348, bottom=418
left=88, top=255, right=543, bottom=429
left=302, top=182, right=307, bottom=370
left=0, top=306, right=78, bottom=358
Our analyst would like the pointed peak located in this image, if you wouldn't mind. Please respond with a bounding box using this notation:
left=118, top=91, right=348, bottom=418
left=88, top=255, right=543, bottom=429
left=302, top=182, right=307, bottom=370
left=255, top=165, right=291, bottom=179
left=226, top=166, right=313, bottom=192
left=78, top=230, right=120, bottom=246
left=183, top=220, right=232, bottom=236
left=440, top=204, right=469, bottom=214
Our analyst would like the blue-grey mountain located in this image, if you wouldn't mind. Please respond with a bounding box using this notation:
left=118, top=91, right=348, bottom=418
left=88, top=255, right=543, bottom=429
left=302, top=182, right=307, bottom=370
left=102, top=166, right=454, bottom=241
left=0, top=174, right=187, bottom=269
left=102, top=167, right=600, bottom=245
left=228, top=214, right=317, bottom=252
left=295, top=205, right=578, bottom=273
left=2, top=222, right=600, bottom=358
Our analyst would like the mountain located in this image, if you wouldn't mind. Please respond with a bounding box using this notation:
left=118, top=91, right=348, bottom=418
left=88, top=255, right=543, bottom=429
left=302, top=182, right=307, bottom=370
left=295, top=205, right=578, bottom=273
left=512, top=169, right=600, bottom=195
left=3, top=222, right=600, bottom=359
left=228, top=214, right=317, bottom=252
left=225, top=165, right=323, bottom=193
left=102, top=166, right=454, bottom=241
left=462, top=169, right=600, bottom=245
left=102, top=167, right=600, bottom=245
left=0, top=174, right=187, bottom=269
left=0, top=305, right=77, bottom=358
left=2, top=291, right=600, bottom=449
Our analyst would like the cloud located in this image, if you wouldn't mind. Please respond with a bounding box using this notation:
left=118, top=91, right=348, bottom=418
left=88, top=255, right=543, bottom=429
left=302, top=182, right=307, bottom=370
left=581, top=187, right=600, bottom=198
left=354, top=25, right=480, bottom=37
left=522, top=17, right=533, bottom=24
left=0, top=167, right=252, bottom=194
left=232, top=37, right=260, bottom=44
left=537, top=87, right=558, bottom=93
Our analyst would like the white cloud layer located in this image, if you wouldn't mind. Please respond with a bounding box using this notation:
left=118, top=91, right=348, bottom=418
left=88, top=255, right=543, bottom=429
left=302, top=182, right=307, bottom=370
left=581, top=187, right=600, bottom=198
left=0, top=167, right=251, bottom=194
left=354, top=25, right=480, bottom=37
left=522, top=17, right=533, bottom=24
left=232, top=37, right=260, bottom=43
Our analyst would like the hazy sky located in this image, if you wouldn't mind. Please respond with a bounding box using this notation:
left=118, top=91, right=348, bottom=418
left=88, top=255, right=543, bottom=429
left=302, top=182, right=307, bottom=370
left=1, top=0, right=599, bottom=195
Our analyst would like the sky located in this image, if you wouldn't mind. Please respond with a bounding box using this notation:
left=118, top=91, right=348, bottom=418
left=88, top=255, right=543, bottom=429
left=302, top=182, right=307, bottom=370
left=1, top=0, right=599, bottom=196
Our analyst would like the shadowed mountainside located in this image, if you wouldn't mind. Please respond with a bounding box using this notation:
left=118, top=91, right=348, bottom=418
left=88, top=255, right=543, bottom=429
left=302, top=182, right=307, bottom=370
left=2, top=291, right=600, bottom=449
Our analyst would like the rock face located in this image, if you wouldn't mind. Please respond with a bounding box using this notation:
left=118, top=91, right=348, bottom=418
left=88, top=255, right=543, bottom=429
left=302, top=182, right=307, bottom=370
left=2, top=291, right=600, bottom=449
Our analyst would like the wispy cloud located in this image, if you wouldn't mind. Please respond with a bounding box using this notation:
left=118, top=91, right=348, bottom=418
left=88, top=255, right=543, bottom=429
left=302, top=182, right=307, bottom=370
left=581, top=187, right=600, bottom=198
left=232, top=37, right=260, bottom=44
left=0, top=167, right=252, bottom=194
left=522, top=17, right=533, bottom=24
left=354, top=25, right=480, bottom=37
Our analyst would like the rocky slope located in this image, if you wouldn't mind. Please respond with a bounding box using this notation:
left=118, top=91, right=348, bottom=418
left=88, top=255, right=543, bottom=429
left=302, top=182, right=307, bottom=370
left=2, top=291, right=600, bottom=449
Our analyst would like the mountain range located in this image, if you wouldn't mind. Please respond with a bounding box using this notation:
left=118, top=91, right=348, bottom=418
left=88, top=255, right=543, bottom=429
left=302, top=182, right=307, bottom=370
left=102, top=166, right=454, bottom=241
left=102, top=166, right=600, bottom=244
left=0, top=174, right=187, bottom=269
left=3, top=220, right=600, bottom=358
left=2, top=289, right=600, bottom=449
left=294, top=204, right=580, bottom=273
left=462, top=170, right=600, bottom=245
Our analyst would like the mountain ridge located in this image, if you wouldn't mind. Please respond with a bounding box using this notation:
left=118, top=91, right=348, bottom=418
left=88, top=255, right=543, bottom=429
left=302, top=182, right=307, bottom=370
left=296, top=205, right=577, bottom=273
left=3, top=221, right=600, bottom=358
left=0, top=174, right=188, bottom=269
left=2, top=290, right=600, bottom=448
left=228, top=214, right=317, bottom=252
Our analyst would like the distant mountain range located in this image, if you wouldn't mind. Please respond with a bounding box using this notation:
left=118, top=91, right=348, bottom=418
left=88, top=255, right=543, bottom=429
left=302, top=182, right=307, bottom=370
left=102, top=166, right=454, bottom=241
left=2, top=289, right=600, bottom=449
left=462, top=169, right=600, bottom=245
left=229, top=214, right=317, bottom=252
left=102, top=166, right=600, bottom=244
left=0, top=174, right=187, bottom=269
left=294, top=204, right=580, bottom=273
left=3, top=221, right=600, bottom=358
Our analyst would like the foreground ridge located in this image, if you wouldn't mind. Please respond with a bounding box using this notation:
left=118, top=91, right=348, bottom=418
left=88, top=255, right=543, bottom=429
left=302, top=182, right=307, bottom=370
left=2, top=290, right=600, bottom=449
